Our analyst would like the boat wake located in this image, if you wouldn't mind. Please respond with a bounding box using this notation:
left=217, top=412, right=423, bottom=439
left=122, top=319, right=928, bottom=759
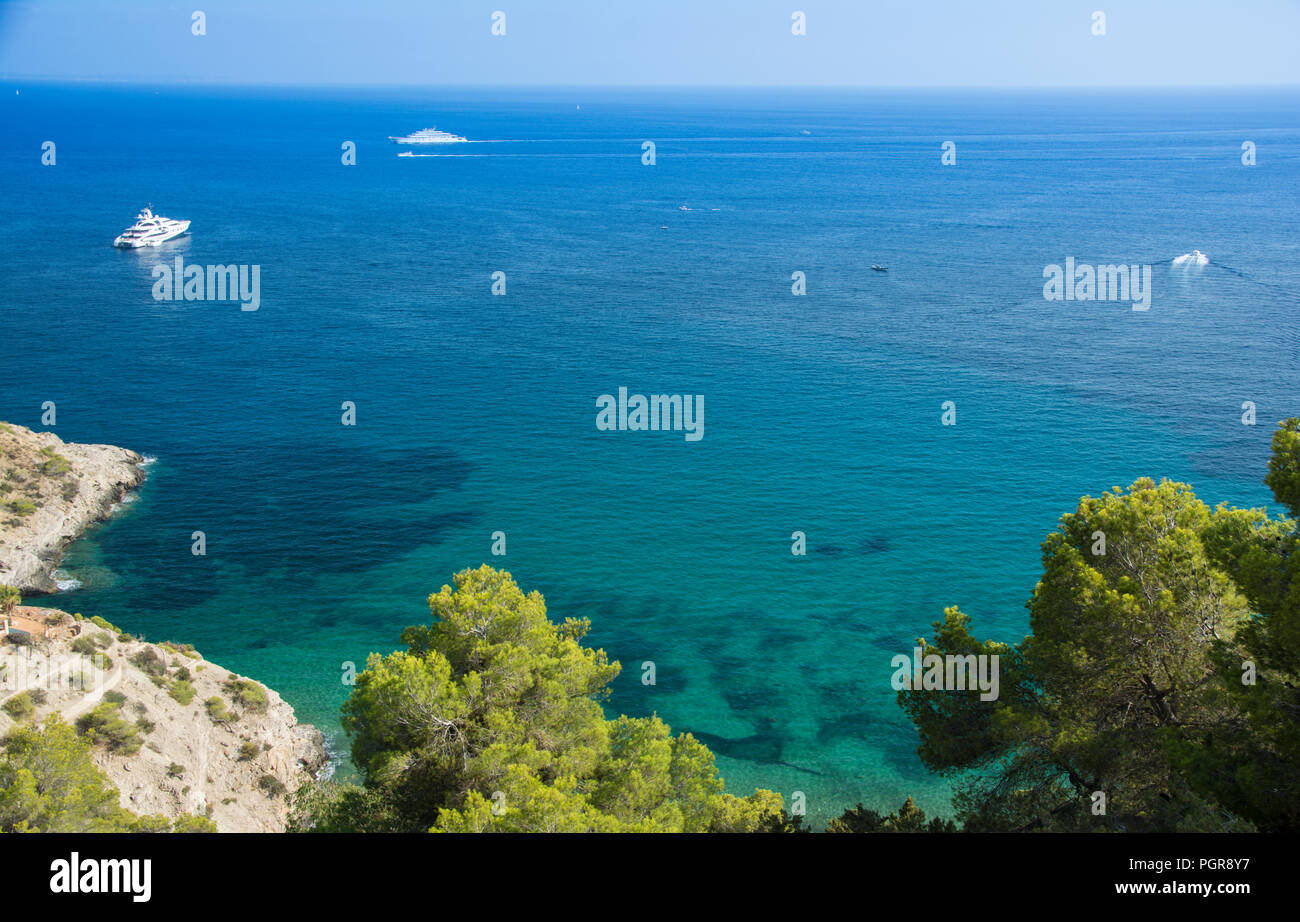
left=1172, top=250, right=1210, bottom=267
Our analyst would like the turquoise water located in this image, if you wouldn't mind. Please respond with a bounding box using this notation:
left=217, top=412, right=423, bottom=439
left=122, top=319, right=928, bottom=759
left=3, top=85, right=1298, bottom=825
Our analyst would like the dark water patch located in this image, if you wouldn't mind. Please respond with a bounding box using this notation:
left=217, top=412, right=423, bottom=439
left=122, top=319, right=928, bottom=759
left=722, top=685, right=784, bottom=715
left=755, top=627, right=806, bottom=652
left=688, top=717, right=824, bottom=776
left=816, top=709, right=876, bottom=744
left=1189, top=440, right=1274, bottom=483
left=859, top=535, right=891, bottom=554
left=86, top=443, right=476, bottom=612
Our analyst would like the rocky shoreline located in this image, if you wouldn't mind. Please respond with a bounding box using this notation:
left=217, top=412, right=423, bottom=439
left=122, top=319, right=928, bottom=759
left=0, top=422, right=146, bottom=594
left=0, top=611, right=328, bottom=831
left=0, top=421, right=329, bottom=831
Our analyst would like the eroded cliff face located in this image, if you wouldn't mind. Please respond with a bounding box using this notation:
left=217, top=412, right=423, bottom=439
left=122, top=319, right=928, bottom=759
left=0, top=422, right=145, bottom=594
left=0, top=423, right=327, bottom=831
left=0, top=612, right=328, bottom=832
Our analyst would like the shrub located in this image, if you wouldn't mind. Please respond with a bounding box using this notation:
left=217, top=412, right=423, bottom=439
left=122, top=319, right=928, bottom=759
left=166, top=762, right=185, bottom=778
left=238, top=741, right=259, bottom=761
left=130, top=647, right=166, bottom=678
left=2, top=692, right=35, bottom=722
left=174, top=665, right=191, bottom=682
left=135, top=717, right=155, bottom=735
left=257, top=774, right=287, bottom=799
left=5, top=498, right=36, bottom=518
left=223, top=678, right=268, bottom=714
left=103, top=690, right=127, bottom=705
left=28, top=688, right=46, bottom=706
left=168, top=680, right=196, bottom=706
left=75, top=702, right=142, bottom=755
left=87, top=652, right=113, bottom=671
left=172, top=814, right=217, bottom=833
left=71, top=635, right=98, bottom=656
left=38, top=448, right=72, bottom=476
left=88, top=615, right=121, bottom=635
left=205, top=697, right=232, bottom=724
left=0, top=585, right=19, bottom=616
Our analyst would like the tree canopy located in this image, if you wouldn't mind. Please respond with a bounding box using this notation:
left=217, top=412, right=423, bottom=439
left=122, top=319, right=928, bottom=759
left=0, top=716, right=216, bottom=833
left=895, top=419, right=1300, bottom=832
left=291, top=565, right=787, bottom=832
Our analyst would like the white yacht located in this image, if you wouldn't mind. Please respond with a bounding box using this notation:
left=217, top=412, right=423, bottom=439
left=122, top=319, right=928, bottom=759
left=388, top=127, right=468, bottom=145
left=113, top=206, right=191, bottom=248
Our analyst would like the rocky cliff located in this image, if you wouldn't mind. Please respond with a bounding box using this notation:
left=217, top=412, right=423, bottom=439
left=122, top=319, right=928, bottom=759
left=0, top=422, right=146, bottom=594
left=0, top=610, right=327, bottom=832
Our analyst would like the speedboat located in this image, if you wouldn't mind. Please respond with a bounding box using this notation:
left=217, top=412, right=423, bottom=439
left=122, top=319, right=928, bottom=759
left=388, top=127, right=468, bottom=144
left=113, top=206, right=190, bottom=248
left=871, top=265, right=888, bottom=272
left=1173, top=250, right=1209, bottom=266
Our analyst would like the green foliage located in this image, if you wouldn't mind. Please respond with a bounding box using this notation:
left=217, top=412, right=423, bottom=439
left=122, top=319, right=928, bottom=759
left=89, top=615, right=121, bottom=635
left=0, top=717, right=138, bottom=832
left=1264, top=417, right=1300, bottom=516
left=293, top=566, right=783, bottom=833
left=223, top=677, right=268, bottom=713
left=75, top=701, right=142, bottom=755
left=897, top=424, right=1300, bottom=832
left=826, top=796, right=958, bottom=833
left=2, top=692, right=36, bottom=722
left=70, top=635, right=98, bottom=656
left=258, top=774, right=288, bottom=799
left=205, top=697, right=232, bottom=724
left=0, top=585, right=19, bottom=616
left=4, top=498, right=36, bottom=518
left=130, top=647, right=167, bottom=679
left=170, top=813, right=218, bottom=833
left=238, top=741, right=259, bottom=761
left=38, top=448, right=72, bottom=476
left=168, top=679, right=196, bottom=706
left=166, top=762, right=185, bottom=778
left=1177, top=418, right=1300, bottom=831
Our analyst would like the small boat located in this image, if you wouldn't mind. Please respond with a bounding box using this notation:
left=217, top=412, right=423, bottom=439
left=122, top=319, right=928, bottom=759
left=871, top=265, right=887, bottom=272
left=1175, top=248, right=1211, bottom=266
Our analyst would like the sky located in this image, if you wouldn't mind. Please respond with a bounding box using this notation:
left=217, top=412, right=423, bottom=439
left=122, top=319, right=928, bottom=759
left=1, top=0, right=1298, bottom=88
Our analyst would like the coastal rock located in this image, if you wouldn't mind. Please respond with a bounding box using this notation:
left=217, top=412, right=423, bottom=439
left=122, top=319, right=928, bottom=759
left=0, top=425, right=327, bottom=831
left=0, top=611, right=328, bottom=832
left=0, top=421, right=145, bottom=594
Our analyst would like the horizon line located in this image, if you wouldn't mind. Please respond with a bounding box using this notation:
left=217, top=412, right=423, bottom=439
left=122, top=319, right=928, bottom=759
left=6, top=77, right=1300, bottom=92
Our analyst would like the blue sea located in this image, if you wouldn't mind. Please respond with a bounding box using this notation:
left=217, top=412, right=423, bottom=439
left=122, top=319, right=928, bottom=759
left=3, top=85, right=1298, bottom=826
